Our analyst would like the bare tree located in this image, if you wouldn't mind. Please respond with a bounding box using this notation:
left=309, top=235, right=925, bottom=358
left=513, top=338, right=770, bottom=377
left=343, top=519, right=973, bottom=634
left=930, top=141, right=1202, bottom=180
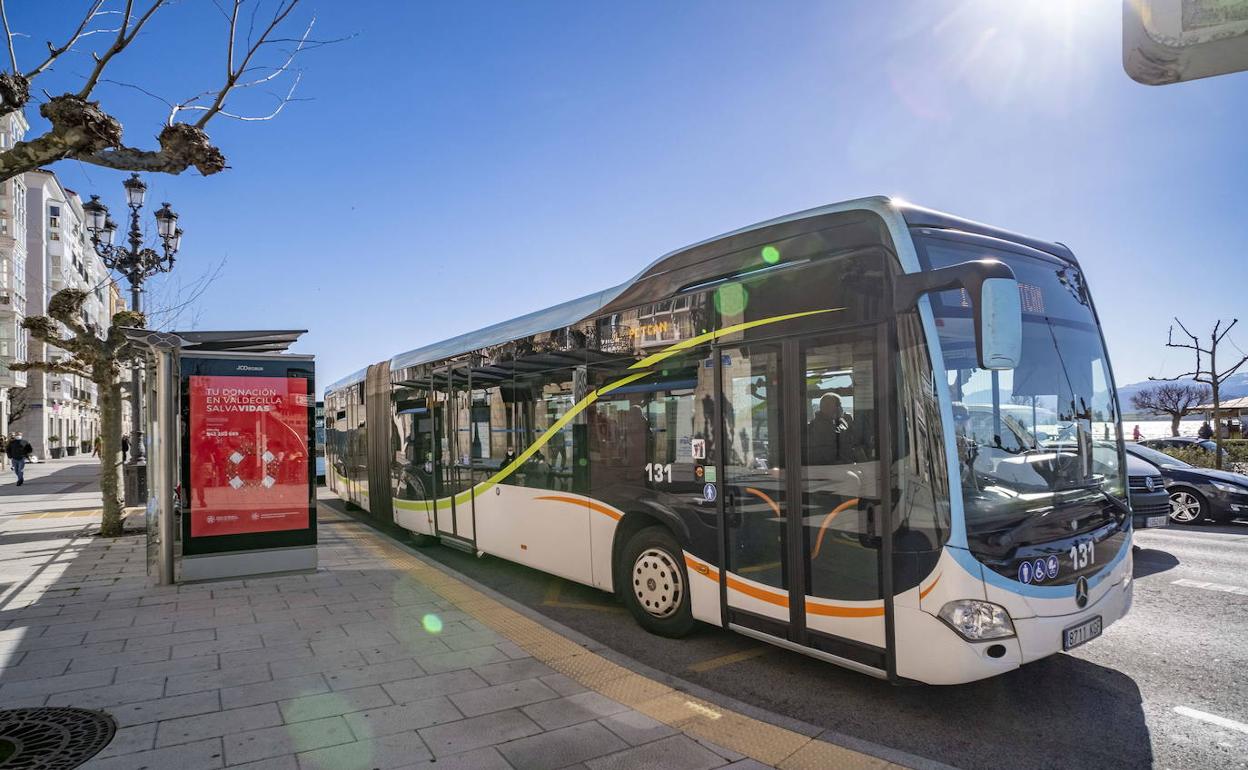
left=0, top=0, right=333, bottom=181
left=12, top=290, right=143, bottom=536
left=1130, top=383, right=1210, bottom=437
left=1154, top=318, right=1248, bottom=469
left=6, top=384, right=26, bottom=427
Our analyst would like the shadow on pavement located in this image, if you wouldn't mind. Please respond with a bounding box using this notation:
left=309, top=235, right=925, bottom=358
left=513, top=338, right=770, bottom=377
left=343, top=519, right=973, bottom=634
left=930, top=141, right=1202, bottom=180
left=1132, top=548, right=1180, bottom=578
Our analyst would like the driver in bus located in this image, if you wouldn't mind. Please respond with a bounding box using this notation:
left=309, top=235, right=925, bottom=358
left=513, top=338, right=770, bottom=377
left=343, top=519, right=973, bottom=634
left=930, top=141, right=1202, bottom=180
left=806, top=394, right=858, bottom=466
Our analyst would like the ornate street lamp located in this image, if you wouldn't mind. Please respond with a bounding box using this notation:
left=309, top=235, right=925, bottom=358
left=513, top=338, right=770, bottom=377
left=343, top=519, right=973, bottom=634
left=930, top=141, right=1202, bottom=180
left=84, top=174, right=184, bottom=503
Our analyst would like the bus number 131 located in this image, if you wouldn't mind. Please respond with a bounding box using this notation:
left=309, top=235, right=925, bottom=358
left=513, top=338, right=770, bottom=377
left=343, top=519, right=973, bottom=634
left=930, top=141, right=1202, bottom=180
left=645, top=463, right=673, bottom=483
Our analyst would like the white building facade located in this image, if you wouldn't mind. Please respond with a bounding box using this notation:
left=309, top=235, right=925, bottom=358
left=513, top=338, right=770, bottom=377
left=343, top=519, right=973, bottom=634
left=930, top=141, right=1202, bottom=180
left=12, top=169, right=113, bottom=459
left=0, top=111, right=30, bottom=435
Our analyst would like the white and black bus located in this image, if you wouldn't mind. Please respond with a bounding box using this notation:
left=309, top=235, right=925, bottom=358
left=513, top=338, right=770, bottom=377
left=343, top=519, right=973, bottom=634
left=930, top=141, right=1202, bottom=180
left=325, top=197, right=1134, bottom=685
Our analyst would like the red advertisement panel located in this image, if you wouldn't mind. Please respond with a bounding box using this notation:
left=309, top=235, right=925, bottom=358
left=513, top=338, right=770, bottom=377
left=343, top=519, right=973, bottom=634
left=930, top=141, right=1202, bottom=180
left=189, top=375, right=310, bottom=537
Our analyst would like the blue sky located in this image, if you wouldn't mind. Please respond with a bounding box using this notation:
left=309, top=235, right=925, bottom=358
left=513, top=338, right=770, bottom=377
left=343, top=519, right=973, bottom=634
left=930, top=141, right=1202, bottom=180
left=9, top=0, right=1248, bottom=389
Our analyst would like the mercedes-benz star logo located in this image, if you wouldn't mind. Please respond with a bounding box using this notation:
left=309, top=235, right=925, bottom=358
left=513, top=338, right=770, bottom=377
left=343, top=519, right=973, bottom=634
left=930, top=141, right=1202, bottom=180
left=1075, top=576, right=1089, bottom=608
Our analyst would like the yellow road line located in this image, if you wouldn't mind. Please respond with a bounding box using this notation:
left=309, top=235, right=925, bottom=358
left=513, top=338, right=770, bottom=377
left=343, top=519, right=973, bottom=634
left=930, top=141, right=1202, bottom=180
left=687, top=646, right=771, bottom=673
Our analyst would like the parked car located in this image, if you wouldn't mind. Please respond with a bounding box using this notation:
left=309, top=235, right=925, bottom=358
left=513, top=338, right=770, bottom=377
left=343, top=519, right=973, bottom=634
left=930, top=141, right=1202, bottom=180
left=1124, top=453, right=1172, bottom=530
left=1138, top=436, right=1229, bottom=460
left=1125, top=443, right=1248, bottom=524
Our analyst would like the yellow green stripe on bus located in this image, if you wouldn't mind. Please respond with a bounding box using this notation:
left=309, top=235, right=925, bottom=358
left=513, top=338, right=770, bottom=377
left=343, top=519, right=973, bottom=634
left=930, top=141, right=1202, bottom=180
left=392, top=308, right=843, bottom=514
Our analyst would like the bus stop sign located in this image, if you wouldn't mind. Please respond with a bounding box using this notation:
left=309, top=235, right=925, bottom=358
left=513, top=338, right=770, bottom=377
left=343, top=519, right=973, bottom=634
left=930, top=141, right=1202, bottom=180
left=1125, top=0, right=1248, bottom=84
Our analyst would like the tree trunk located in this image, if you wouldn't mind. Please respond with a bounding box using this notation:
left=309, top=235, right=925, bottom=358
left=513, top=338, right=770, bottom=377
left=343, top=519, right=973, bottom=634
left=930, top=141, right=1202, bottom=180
left=1212, top=380, right=1223, bottom=471
left=1170, top=414, right=1181, bottom=437
left=98, top=375, right=125, bottom=537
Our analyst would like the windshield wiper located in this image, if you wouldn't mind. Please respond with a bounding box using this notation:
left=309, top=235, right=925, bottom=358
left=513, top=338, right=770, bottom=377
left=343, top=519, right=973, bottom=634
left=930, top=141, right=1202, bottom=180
left=987, top=487, right=1123, bottom=548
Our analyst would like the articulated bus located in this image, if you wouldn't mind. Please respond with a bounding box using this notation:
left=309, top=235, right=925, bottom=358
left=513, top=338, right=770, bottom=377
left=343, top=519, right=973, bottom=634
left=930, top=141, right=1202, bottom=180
left=325, top=197, right=1133, bottom=685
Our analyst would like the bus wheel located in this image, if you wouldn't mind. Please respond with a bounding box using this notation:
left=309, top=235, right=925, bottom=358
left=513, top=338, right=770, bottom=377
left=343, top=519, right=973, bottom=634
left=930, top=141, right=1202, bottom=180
left=620, top=526, right=694, bottom=638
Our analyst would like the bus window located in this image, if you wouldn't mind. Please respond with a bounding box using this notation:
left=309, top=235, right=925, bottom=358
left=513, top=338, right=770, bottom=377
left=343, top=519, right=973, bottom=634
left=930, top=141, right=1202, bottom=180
left=800, top=332, right=881, bottom=602
left=513, top=368, right=575, bottom=491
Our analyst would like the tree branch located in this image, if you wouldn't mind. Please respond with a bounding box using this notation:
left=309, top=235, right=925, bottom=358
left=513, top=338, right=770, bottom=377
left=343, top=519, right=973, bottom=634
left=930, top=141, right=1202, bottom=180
left=194, top=0, right=300, bottom=129
left=25, top=0, right=106, bottom=78
left=77, top=0, right=164, bottom=99
left=0, top=0, right=18, bottom=74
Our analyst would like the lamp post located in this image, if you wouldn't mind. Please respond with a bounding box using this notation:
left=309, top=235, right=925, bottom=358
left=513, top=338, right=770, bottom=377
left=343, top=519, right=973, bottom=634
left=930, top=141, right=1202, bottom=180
left=83, top=174, right=183, bottom=506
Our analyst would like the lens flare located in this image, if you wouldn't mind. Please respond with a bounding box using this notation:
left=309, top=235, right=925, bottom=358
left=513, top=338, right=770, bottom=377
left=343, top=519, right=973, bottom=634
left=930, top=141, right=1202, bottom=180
left=761, top=245, right=780, bottom=265
left=421, top=613, right=443, bottom=634
left=714, top=282, right=749, bottom=316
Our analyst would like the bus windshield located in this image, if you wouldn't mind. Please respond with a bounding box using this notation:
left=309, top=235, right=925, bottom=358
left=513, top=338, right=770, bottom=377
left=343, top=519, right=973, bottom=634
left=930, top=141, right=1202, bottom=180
left=916, top=233, right=1125, bottom=539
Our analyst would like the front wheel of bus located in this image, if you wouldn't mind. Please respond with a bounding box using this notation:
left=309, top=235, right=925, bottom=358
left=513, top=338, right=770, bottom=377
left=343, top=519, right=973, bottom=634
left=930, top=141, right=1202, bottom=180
left=620, top=526, right=694, bottom=638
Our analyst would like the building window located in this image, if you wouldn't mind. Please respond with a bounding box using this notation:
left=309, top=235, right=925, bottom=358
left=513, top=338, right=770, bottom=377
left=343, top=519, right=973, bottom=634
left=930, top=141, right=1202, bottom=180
left=50, top=231, right=59, bottom=241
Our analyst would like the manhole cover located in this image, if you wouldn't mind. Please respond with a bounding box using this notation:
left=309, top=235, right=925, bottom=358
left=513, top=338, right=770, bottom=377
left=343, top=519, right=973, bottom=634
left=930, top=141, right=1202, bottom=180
left=0, top=708, right=116, bottom=769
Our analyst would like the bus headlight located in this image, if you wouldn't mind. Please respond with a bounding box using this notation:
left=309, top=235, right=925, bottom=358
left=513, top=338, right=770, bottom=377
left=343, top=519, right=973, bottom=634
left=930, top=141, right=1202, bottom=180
left=938, top=600, right=1016, bottom=641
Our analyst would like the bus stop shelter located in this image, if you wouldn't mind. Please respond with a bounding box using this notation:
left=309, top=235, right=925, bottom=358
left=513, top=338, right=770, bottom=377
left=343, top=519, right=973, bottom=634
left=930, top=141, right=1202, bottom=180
left=123, top=328, right=313, bottom=585
left=1195, top=395, right=1248, bottom=438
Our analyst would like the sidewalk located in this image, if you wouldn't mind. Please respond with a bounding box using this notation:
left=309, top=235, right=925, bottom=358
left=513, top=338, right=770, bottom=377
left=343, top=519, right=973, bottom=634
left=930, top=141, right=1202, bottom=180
left=0, top=479, right=894, bottom=770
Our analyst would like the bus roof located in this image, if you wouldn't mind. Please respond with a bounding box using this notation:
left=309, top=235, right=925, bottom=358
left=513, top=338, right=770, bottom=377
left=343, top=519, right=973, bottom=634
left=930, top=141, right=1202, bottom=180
left=324, top=196, right=1073, bottom=395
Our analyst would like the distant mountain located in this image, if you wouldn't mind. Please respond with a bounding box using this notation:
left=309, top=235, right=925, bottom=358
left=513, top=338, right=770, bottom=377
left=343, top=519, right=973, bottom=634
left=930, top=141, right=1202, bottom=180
left=1118, top=372, right=1248, bottom=415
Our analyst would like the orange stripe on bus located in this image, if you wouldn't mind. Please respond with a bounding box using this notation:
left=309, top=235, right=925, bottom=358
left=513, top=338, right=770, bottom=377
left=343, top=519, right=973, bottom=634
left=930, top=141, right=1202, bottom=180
left=534, top=495, right=622, bottom=521
left=811, top=498, right=861, bottom=560
left=725, top=574, right=790, bottom=608
left=919, top=573, right=942, bottom=599
left=803, top=600, right=885, bottom=618
left=743, top=487, right=781, bottom=516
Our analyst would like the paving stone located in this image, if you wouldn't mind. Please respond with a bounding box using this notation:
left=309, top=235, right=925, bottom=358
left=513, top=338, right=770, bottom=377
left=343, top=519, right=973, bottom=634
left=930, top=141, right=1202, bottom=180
left=449, top=678, right=559, bottom=717
left=521, top=691, right=632, bottom=730
left=223, top=715, right=355, bottom=765
left=343, top=695, right=464, bottom=739
left=279, top=684, right=393, bottom=723
left=419, top=708, right=543, bottom=757
left=474, top=657, right=558, bottom=685
left=496, top=641, right=532, bottom=660
left=125, top=629, right=216, bottom=651
left=325, top=659, right=425, bottom=691
left=0, top=658, right=70, bottom=683
left=389, top=746, right=512, bottom=770
left=358, top=638, right=450, bottom=665
left=498, top=720, right=630, bottom=770
left=171, top=635, right=266, bottom=659
left=585, top=734, right=725, bottom=770
left=0, top=667, right=114, bottom=699
left=221, top=672, right=327, bottom=709
left=227, top=754, right=298, bottom=770
left=217, top=642, right=313, bottom=667
left=414, top=645, right=508, bottom=675
left=598, top=709, right=680, bottom=746
left=155, top=703, right=282, bottom=747
left=113, top=654, right=219, bottom=683
left=91, top=721, right=157, bottom=759
left=83, top=737, right=225, bottom=770
left=721, top=759, right=775, bottom=770
left=297, top=730, right=433, bottom=770
left=45, top=679, right=166, bottom=709
left=66, top=646, right=170, bottom=673
left=382, top=669, right=490, bottom=704
left=540, top=673, right=589, bottom=696
left=83, top=621, right=172, bottom=643
left=268, top=648, right=365, bottom=679
left=165, top=662, right=271, bottom=696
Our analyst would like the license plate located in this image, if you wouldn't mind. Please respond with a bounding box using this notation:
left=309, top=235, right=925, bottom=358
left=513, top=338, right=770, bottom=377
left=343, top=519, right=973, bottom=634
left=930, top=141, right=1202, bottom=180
left=1146, top=515, right=1168, bottom=528
left=1063, top=616, right=1102, bottom=650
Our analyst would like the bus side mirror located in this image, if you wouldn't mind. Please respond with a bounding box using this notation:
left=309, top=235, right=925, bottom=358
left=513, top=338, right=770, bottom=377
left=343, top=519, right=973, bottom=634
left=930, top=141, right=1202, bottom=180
left=977, top=277, right=1022, bottom=370
left=894, top=259, right=1022, bottom=371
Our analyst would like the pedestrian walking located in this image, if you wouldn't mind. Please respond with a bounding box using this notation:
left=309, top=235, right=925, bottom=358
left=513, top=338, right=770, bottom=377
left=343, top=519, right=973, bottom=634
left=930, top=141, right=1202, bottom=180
left=1198, top=421, right=1213, bottom=440
left=6, top=432, right=33, bottom=486
left=121, top=435, right=129, bottom=463
left=92, top=436, right=102, bottom=458
left=1132, top=424, right=1142, bottom=442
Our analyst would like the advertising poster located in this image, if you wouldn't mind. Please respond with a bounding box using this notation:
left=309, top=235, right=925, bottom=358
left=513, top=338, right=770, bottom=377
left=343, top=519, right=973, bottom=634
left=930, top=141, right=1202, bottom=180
left=188, top=374, right=311, bottom=537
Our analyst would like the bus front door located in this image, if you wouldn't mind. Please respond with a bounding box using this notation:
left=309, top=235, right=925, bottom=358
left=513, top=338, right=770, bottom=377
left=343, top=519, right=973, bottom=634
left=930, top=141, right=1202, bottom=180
left=719, top=327, right=889, bottom=677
